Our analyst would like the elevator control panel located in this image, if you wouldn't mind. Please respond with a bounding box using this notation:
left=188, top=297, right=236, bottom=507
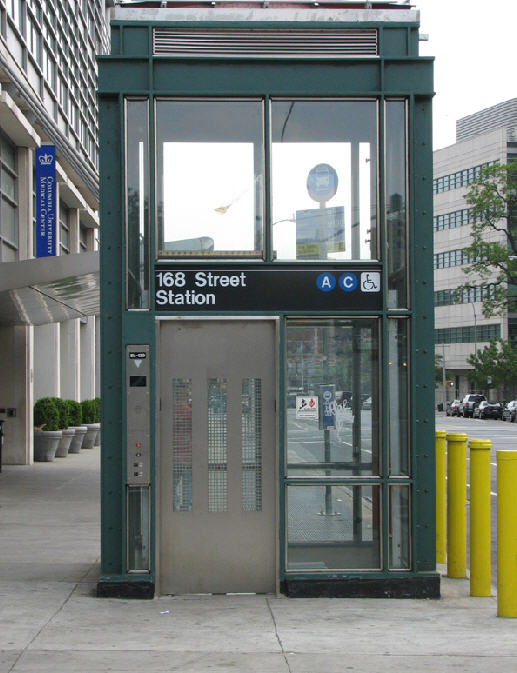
left=126, top=345, right=150, bottom=485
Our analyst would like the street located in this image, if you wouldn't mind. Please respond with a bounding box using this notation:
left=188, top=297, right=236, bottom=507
left=436, top=412, right=517, bottom=586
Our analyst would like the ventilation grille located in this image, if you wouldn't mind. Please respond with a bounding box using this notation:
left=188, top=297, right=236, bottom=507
left=153, top=28, right=378, bottom=58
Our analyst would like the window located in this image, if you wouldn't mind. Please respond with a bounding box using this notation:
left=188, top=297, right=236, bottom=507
left=433, top=162, right=495, bottom=195
left=0, top=134, right=18, bottom=262
left=126, top=99, right=149, bottom=309
left=435, top=324, right=501, bottom=344
left=156, top=99, right=264, bottom=259
left=271, top=99, right=378, bottom=262
left=59, top=201, right=70, bottom=254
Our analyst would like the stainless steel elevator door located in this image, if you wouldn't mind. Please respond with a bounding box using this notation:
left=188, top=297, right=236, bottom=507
left=159, top=320, right=276, bottom=594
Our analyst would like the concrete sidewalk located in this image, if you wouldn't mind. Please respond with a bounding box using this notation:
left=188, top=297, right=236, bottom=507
left=1, top=451, right=517, bottom=673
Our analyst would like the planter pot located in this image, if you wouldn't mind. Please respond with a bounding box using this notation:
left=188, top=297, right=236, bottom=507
left=55, top=428, right=75, bottom=457
left=34, top=430, right=62, bottom=462
left=94, top=424, right=101, bottom=447
left=83, top=423, right=100, bottom=449
left=68, top=426, right=87, bottom=453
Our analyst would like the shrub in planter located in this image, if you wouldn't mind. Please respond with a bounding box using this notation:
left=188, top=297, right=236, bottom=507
left=53, top=398, right=74, bottom=458
left=93, top=397, right=101, bottom=446
left=34, top=398, right=62, bottom=462
left=66, top=399, right=82, bottom=426
left=34, top=397, right=60, bottom=431
left=81, top=399, right=100, bottom=449
left=81, top=399, right=96, bottom=423
left=53, top=398, right=69, bottom=429
left=66, top=399, right=86, bottom=453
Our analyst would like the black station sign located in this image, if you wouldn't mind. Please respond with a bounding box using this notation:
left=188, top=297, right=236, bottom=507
left=154, top=266, right=382, bottom=312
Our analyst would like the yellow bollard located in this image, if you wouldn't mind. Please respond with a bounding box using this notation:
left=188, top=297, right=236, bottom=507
left=469, top=439, right=491, bottom=596
left=435, top=430, right=447, bottom=564
left=447, top=432, right=468, bottom=578
left=497, top=450, right=517, bottom=617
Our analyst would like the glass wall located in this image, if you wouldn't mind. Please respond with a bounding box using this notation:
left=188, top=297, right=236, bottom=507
left=286, top=319, right=380, bottom=476
left=272, top=100, right=378, bottom=261
left=285, top=319, right=382, bottom=571
left=156, top=99, right=264, bottom=258
left=385, top=100, right=408, bottom=309
left=126, top=99, right=150, bottom=309
left=287, top=484, right=381, bottom=570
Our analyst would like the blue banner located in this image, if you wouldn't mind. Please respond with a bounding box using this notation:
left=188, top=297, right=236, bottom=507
left=35, top=146, right=56, bottom=257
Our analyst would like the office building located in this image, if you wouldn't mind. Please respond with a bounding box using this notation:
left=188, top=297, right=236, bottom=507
left=433, top=98, right=517, bottom=401
left=0, top=0, right=112, bottom=464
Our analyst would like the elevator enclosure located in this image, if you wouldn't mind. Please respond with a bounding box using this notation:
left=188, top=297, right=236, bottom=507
left=97, top=3, right=437, bottom=599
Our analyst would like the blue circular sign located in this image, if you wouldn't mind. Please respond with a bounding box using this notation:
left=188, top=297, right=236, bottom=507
left=339, top=273, right=358, bottom=292
left=307, top=163, right=339, bottom=203
left=316, top=273, right=336, bottom=292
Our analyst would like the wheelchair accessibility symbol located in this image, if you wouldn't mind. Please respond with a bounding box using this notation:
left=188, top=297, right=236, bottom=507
left=360, top=272, right=381, bottom=293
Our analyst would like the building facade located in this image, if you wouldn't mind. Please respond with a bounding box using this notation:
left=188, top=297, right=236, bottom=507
left=433, top=98, right=517, bottom=403
left=0, top=0, right=112, bottom=464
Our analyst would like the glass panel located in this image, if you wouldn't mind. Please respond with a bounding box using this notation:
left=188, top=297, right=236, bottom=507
left=271, top=100, right=377, bottom=261
left=127, top=486, right=150, bottom=572
left=172, top=378, right=192, bottom=512
left=1, top=168, right=16, bottom=201
left=389, top=485, right=411, bottom=569
left=126, top=99, right=149, bottom=309
left=388, top=319, right=409, bottom=475
left=286, top=319, right=380, bottom=476
left=385, top=100, right=408, bottom=308
left=287, top=485, right=380, bottom=570
left=156, top=100, right=264, bottom=258
left=208, top=377, right=228, bottom=512
left=242, top=378, right=262, bottom=512
left=1, top=199, right=17, bottom=242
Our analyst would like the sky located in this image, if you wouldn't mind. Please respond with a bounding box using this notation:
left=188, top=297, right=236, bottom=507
left=415, top=0, right=517, bottom=149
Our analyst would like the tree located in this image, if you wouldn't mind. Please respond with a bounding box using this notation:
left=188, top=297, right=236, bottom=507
left=467, top=338, right=517, bottom=399
left=459, top=158, right=517, bottom=317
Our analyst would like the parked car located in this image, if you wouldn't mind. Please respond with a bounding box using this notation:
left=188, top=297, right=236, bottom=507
left=473, top=400, right=502, bottom=420
left=462, top=393, right=487, bottom=418
left=502, top=400, right=517, bottom=422
left=446, top=400, right=461, bottom=416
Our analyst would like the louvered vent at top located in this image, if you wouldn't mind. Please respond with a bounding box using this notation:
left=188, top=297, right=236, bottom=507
left=153, top=28, right=378, bottom=58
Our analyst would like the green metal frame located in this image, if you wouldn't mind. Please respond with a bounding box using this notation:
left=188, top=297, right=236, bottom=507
left=98, top=15, right=435, bottom=591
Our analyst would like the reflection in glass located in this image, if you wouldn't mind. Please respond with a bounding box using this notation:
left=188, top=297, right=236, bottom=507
left=389, top=485, right=410, bottom=569
left=286, top=319, right=380, bottom=476
left=287, top=485, right=380, bottom=570
left=388, top=319, right=409, bottom=475
left=127, top=486, right=150, bottom=572
left=386, top=100, right=408, bottom=308
left=208, top=378, right=228, bottom=512
left=271, top=100, right=377, bottom=261
left=242, top=378, right=262, bottom=512
left=156, top=100, right=264, bottom=257
left=172, top=378, right=192, bottom=512
left=126, top=99, right=149, bottom=309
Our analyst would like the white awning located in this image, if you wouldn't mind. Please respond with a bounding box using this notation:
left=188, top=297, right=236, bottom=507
left=0, top=251, right=99, bottom=326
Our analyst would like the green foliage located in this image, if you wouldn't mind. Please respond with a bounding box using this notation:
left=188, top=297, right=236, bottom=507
left=93, top=397, right=101, bottom=423
left=34, top=398, right=60, bottom=432
left=66, top=399, right=82, bottom=426
left=467, top=338, right=517, bottom=397
left=52, top=398, right=69, bottom=430
left=81, top=399, right=97, bottom=424
left=459, top=158, right=517, bottom=317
